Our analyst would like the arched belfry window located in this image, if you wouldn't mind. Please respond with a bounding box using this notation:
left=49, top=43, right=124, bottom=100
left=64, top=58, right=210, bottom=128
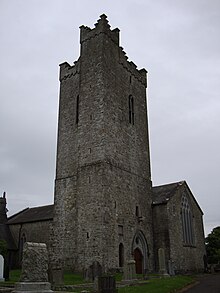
left=129, top=95, right=134, bottom=125
left=76, top=95, right=79, bottom=124
left=181, top=194, right=194, bottom=246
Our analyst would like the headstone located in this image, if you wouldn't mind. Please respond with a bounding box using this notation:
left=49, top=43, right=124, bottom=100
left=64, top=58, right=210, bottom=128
left=84, top=261, right=102, bottom=281
left=97, top=276, right=117, bottom=293
left=123, top=260, right=136, bottom=281
left=13, top=242, right=53, bottom=293
left=168, top=259, right=175, bottom=276
left=49, top=265, right=64, bottom=285
left=158, top=248, right=169, bottom=276
left=0, top=255, right=5, bottom=282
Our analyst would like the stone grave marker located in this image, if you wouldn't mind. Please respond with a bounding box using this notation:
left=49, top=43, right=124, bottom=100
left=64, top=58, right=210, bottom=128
left=168, top=259, right=175, bottom=276
left=97, top=275, right=117, bottom=293
left=49, top=261, right=63, bottom=285
left=123, top=260, right=136, bottom=281
left=13, top=242, right=53, bottom=293
left=85, top=261, right=102, bottom=281
left=158, top=248, right=169, bottom=276
left=0, top=255, right=4, bottom=282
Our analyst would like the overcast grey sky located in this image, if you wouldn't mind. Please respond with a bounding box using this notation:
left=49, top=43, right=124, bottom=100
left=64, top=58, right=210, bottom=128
left=0, top=0, right=219, bottom=236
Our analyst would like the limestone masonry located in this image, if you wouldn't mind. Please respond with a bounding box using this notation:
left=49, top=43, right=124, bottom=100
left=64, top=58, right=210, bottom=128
left=1, top=14, right=206, bottom=276
left=50, top=14, right=206, bottom=274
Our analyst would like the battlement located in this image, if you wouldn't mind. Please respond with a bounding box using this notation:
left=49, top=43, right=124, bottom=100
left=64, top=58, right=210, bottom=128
left=80, top=14, right=119, bottom=46
left=59, top=59, right=80, bottom=82
left=59, top=15, right=147, bottom=86
left=80, top=14, right=147, bottom=87
left=118, top=46, right=147, bottom=87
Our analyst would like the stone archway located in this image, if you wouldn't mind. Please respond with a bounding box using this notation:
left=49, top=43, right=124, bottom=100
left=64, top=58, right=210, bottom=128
left=132, top=230, right=149, bottom=274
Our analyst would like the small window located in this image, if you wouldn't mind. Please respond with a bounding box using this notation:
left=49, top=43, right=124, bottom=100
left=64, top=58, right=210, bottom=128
left=76, top=95, right=79, bottom=124
left=129, top=95, right=134, bottom=125
left=118, top=225, right=123, bottom=236
left=135, top=206, right=139, bottom=217
left=119, top=243, right=124, bottom=267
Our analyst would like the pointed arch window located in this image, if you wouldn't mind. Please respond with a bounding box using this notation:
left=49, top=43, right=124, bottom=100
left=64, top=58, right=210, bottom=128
left=129, top=95, right=134, bottom=125
left=19, top=232, right=26, bottom=262
left=181, top=194, right=195, bottom=246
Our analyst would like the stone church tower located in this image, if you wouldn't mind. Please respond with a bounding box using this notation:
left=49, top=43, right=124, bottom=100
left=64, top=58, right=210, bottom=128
left=52, top=14, right=154, bottom=273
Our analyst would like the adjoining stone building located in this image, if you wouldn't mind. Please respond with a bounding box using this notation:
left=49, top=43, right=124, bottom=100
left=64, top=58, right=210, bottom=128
left=152, top=181, right=206, bottom=274
left=1, top=15, right=206, bottom=275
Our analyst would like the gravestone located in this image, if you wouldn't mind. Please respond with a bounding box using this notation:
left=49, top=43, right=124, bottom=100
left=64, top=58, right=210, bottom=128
left=168, top=259, right=175, bottom=276
left=97, top=276, right=117, bottom=293
left=13, top=242, right=53, bottom=293
left=49, top=261, right=63, bottom=285
left=123, top=260, right=136, bottom=281
left=84, top=261, right=102, bottom=281
left=0, top=255, right=5, bottom=282
left=158, top=248, right=169, bottom=276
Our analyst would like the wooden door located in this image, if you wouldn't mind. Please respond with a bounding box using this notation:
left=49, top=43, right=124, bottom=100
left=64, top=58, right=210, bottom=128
left=134, top=248, right=143, bottom=274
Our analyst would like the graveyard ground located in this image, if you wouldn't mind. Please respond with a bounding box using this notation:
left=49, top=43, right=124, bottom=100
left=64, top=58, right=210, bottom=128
left=0, top=270, right=196, bottom=293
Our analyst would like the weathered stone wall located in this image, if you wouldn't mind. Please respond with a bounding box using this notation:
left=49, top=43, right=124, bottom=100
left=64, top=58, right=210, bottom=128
left=152, top=183, right=206, bottom=274
left=152, top=204, right=170, bottom=272
left=167, top=185, right=206, bottom=273
left=9, top=220, right=52, bottom=249
left=52, top=15, right=153, bottom=272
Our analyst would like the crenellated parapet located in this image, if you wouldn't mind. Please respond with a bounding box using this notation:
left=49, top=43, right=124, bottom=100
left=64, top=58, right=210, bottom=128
left=59, top=15, right=147, bottom=86
left=118, top=46, right=147, bottom=87
left=80, top=14, right=119, bottom=46
left=59, top=59, right=80, bottom=82
left=80, top=14, right=147, bottom=87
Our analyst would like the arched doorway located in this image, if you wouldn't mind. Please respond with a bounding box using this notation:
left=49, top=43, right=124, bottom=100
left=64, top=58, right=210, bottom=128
left=134, top=248, right=143, bottom=274
left=132, top=230, right=149, bottom=274
left=119, top=243, right=124, bottom=267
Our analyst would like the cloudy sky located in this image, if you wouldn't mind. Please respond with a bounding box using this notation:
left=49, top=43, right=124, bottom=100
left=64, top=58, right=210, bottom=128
left=0, top=0, right=219, bottom=236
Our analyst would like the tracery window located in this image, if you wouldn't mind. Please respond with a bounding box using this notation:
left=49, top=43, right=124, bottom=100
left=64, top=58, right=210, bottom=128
left=181, top=194, right=195, bottom=246
left=129, top=95, right=134, bottom=125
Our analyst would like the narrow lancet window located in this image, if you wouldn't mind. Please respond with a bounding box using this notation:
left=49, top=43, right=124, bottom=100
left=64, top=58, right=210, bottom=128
left=76, top=95, right=79, bottom=124
left=129, top=95, right=134, bottom=125
left=119, top=243, right=124, bottom=267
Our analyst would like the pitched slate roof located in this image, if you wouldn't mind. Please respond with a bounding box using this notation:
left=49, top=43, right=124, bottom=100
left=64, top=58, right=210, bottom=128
left=152, top=180, right=203, bottom=214
left=152, top=181, right=185, bottom=205
left=7, top=204, right=54, bottom=224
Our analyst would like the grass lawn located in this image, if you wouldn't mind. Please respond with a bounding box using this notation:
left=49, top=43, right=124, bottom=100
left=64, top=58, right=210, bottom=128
left=2, top=270, right=195, bottom=293
left=118, top=275, right=194, bottom=293
left=63, top=271, right=85, bottom=284
left=1, top=269, right=21, bottom=285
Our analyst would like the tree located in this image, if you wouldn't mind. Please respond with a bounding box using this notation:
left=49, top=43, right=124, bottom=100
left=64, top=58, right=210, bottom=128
left=0, top=239, right=7, bottom=257
left=205, top=226, right=220, bottom=264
